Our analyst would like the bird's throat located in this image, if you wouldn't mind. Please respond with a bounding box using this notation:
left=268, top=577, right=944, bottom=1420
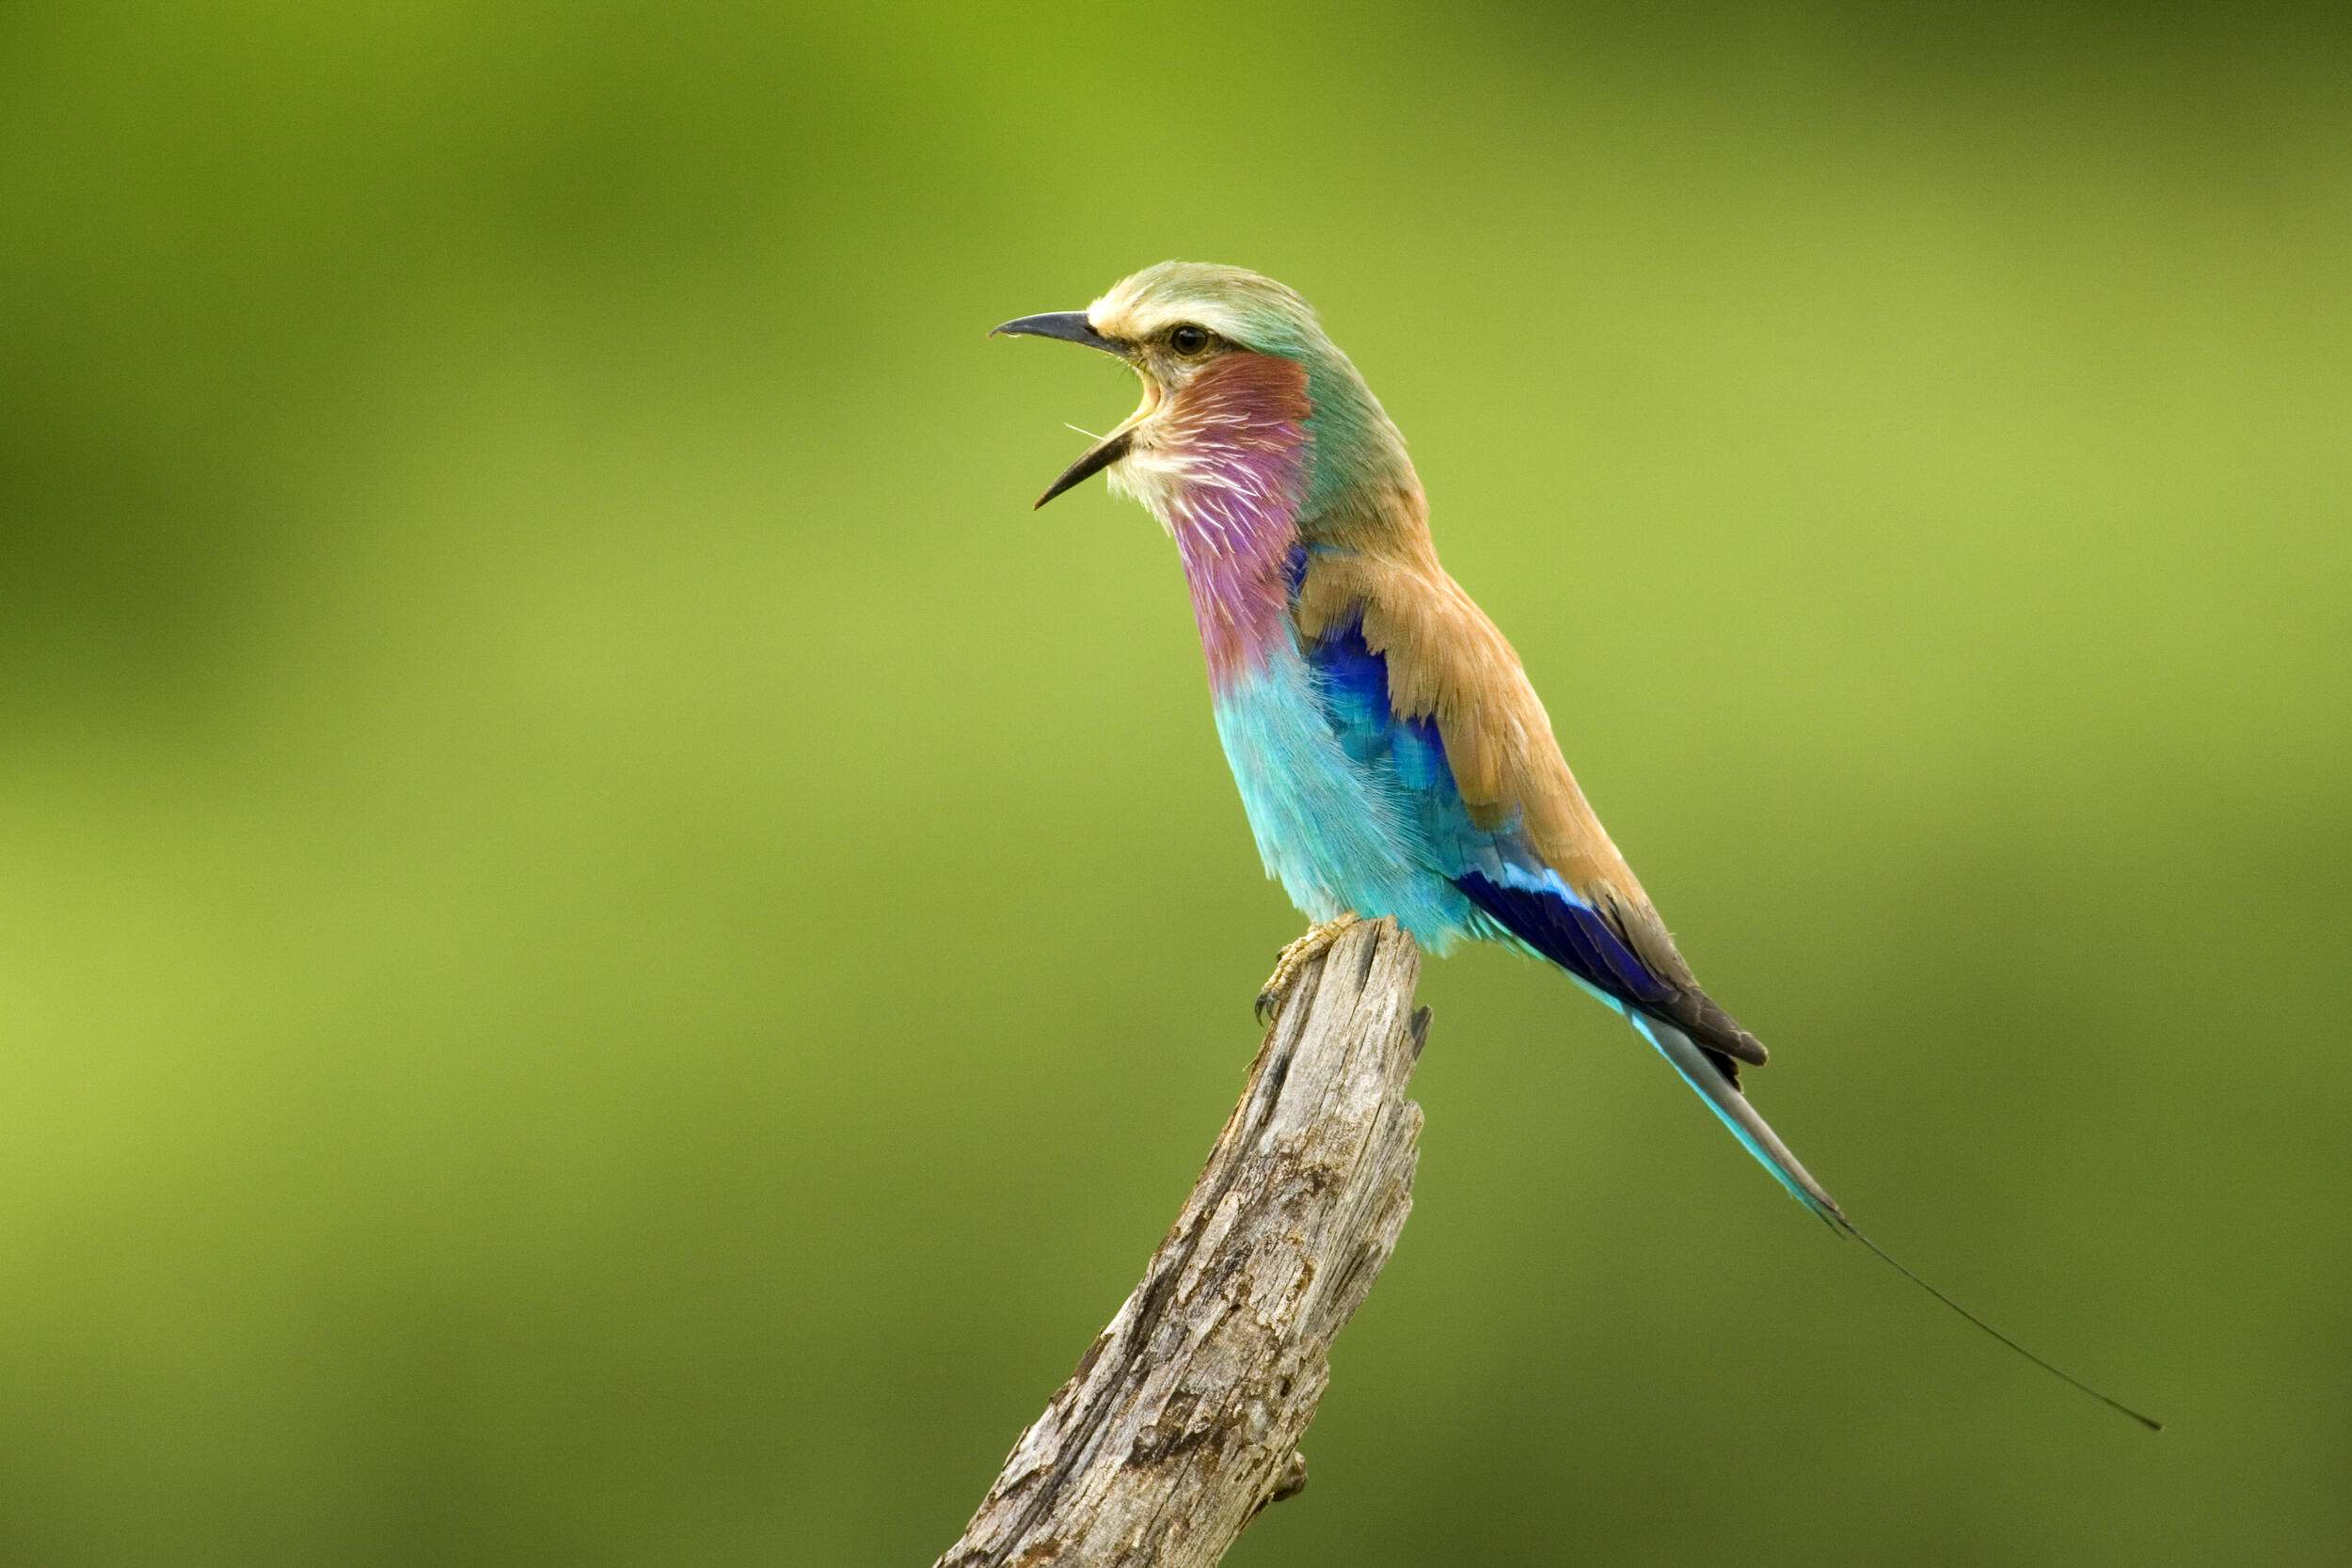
left=1109, top=353, right=1314, bottom=688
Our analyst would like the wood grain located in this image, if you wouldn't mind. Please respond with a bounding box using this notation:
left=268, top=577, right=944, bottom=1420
left=936, top=919, right=1429, bottom=1568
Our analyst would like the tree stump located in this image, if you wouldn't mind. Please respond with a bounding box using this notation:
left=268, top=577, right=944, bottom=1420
left=937, top=918, right=1430, bottom=1567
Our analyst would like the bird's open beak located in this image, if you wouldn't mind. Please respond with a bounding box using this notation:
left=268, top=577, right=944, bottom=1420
left=992, top=310, right=1136, bottom=508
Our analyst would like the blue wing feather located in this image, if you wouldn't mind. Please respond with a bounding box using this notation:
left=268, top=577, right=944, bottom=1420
left=1301, top=616, right=1676, bottom=1011
left=1454, top=870, right=1675, bottom=1005
left=1297, top=610, right=1845, bottom=1216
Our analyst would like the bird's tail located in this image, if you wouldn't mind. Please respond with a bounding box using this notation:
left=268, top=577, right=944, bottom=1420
left=1628, top=1012, right=1845, bottom=1226
left=1626, top=1011, right=2165, bottom=1430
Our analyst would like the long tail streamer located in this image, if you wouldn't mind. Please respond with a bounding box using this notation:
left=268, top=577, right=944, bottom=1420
left=1632, top=1012, right=2163, bottom=1431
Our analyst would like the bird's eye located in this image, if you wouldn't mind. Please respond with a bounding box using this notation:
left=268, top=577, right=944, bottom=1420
left=1168, top=324, right=1212, bottom=356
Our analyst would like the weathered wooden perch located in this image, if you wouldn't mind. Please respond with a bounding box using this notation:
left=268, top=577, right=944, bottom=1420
left=936, top=918, right=1429, bottom=1568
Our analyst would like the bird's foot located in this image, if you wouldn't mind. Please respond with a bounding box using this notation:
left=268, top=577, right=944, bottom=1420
left=1254, top=913, right=1362, bottom=1024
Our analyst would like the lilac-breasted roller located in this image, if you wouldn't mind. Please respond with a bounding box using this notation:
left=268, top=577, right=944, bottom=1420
left=994, top=262, right=2156, bottom=1428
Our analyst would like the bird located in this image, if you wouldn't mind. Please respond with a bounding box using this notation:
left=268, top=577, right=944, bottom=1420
left=993, top=261, right=2157, bottom=1430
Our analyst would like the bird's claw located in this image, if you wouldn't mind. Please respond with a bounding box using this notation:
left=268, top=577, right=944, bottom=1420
left=1254, top=914, right=1361, bottom=1025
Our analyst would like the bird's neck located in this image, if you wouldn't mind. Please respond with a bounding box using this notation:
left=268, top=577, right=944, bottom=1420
left=1114, top=352, right=1426, bottom=689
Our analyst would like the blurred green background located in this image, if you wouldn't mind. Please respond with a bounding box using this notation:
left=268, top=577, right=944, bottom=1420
left=4, top=1, right=2348, bottom=1562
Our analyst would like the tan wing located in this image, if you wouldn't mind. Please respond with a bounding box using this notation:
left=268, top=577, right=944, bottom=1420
left=1295, top=542, right=1768, bottom=1074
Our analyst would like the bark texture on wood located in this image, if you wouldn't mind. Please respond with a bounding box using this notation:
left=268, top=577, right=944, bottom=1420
left=936, top=919, right=1429, bottom=1568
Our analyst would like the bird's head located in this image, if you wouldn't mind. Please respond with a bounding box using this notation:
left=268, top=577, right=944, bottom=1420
left=993, top=261, right=1415, bottom=523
